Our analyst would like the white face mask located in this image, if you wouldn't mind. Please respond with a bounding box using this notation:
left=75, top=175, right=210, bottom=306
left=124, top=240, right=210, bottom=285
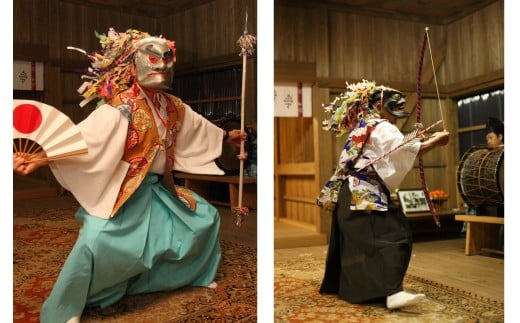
left=135, top=38, right=175, bottom=90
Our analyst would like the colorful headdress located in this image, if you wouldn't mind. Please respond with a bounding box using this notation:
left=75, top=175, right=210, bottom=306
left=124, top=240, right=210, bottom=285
left=321, top=80, right=383, bottom=137
left=68, top=28, right=176, bottom=107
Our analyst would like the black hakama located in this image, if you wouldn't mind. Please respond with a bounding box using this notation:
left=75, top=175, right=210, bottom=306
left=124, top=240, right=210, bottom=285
left=319, top=182, right=413, bottom=304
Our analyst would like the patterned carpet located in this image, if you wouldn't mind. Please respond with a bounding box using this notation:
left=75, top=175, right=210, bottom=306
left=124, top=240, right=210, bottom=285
left=13, top=195, right=257, bottom=322
left=274, top=253, right=504, bottom=323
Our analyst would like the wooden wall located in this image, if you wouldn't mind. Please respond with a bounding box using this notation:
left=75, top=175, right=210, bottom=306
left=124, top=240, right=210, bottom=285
left=275, top=1, right=503, bottom=84
left=14, top=0, right=257, bottom=123
left=445, top=1, right=503, bottom=86
left=274, top=1, right=504, bottom=233
left=160, top=0, right=257, bottom=64
left=274, top=5, right=329, bottom=76
left=160, top=0, right=257, bottom=126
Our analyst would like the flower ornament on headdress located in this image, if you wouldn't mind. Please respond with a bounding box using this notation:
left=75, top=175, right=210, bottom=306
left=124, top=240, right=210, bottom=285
left=68, top=28, right=176, bottom=107
left=321, top=80, right=382, bottom=137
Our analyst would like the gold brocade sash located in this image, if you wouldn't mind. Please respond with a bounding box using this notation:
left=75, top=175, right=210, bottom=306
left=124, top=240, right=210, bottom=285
left=173, top=185, right=197, bottom=211
left=109, top=88, right=196, bottom=216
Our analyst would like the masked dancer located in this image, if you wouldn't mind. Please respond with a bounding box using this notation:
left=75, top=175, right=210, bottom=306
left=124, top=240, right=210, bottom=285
left=317, top=80, right=449, bottom=309
left=13, top=28, right=246, bottom=323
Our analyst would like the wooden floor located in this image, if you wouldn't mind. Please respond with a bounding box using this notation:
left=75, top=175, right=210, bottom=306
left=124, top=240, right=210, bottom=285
left=218, top=205, right=257, bottom=248
left=274, top=234, right=504, bottom=302
left=274, top=218, right=327, bottom=249
left=408, top=236, right=503, bottom=301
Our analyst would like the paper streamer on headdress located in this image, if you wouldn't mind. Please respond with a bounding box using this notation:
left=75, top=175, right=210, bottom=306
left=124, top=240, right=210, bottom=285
left=13, top=99, right=88, bottom=161
left=232, top=10, right=256, bottom=227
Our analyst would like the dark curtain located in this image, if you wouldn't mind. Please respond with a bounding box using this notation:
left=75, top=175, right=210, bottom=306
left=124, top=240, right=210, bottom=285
left=170, top=67, right=242, bottom=122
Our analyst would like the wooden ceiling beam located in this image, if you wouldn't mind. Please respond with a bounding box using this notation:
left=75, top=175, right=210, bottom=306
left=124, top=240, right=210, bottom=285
left=445, top=69, right=504, bottom=99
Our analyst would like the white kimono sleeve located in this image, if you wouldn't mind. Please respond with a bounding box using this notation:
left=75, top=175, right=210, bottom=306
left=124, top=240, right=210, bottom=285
left=363, top=121, right=421, bottom=192
left=48, top=104, right=130, bottom=219
left=173, top=104, right=225, bottom=175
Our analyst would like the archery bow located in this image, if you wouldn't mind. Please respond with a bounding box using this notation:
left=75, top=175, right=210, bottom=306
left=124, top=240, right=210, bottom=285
left=416, top=27, right=445, bottom=227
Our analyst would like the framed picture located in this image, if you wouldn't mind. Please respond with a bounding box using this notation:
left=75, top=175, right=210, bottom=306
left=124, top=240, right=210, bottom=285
left=397, top=189, right=429, bottom=213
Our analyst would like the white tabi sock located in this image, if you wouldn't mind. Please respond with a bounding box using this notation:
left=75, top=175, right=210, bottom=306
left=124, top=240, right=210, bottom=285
left=386, top=291, right=426, bottom=309
left=66, top=314, right=81, bottom=323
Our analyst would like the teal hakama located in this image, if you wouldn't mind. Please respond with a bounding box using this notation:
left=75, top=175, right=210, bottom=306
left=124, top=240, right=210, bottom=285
left=40, top=174, right=221, bottom=322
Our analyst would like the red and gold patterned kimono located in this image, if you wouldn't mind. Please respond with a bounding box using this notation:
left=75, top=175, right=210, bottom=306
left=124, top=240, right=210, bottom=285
left=109, top=85, right=189, bottom=216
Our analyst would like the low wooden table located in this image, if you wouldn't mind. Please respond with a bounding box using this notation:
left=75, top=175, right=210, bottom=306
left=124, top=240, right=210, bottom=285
left=455, top=214, right=504, bottom=256
left=174, top=172, right=257, bottom=209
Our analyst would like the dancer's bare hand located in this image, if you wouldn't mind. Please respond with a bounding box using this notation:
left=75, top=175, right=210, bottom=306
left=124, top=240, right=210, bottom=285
left=13, top=152, right=48, bottom=176
left=225, top=129, right=247, bottom=148
left=237, top=152, right=248, bottom=160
